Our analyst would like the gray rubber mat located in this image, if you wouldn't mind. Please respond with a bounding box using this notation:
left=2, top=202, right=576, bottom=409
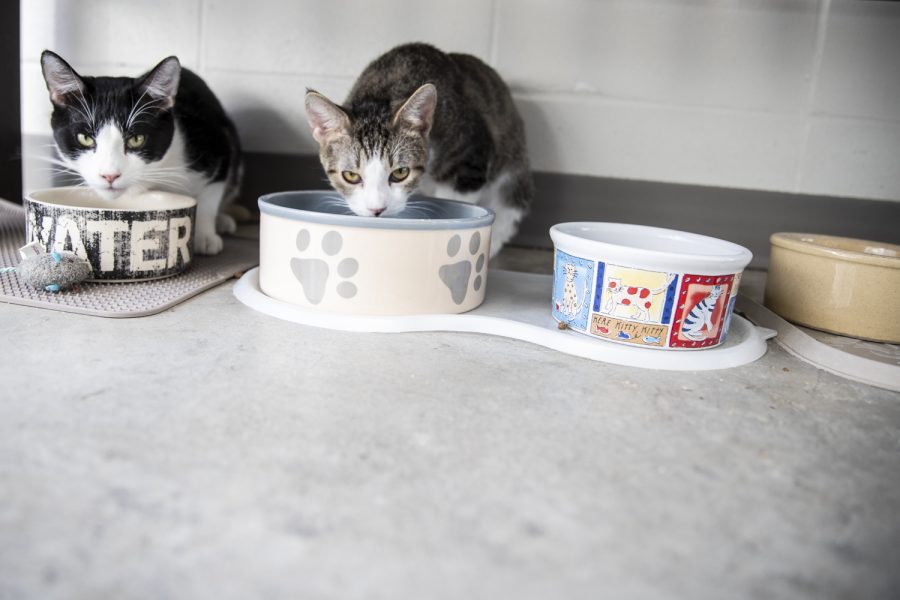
left=0, top=198, right=258, bottom=318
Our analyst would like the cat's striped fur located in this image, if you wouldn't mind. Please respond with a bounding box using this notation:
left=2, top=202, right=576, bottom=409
left=305, top=43, right=532, bottom=257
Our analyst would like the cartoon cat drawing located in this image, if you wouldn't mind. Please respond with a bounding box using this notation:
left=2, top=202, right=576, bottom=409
left=557, top=263, right=587, bottom=319
left=682, top=285, right=724, bottom=340
left=602, top=274, right=674, bottom=322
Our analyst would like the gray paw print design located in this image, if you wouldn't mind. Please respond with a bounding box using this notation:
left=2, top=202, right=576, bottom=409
left=439, top=231, right=486, bottom=305
left=290, top=229, right=358, bottom=304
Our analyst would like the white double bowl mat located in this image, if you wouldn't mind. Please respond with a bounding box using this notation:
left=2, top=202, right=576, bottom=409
left=235, top=267, right=775, bottom=371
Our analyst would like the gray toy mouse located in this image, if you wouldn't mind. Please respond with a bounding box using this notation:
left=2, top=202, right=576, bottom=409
left=0, top=251, right=92, bottom=292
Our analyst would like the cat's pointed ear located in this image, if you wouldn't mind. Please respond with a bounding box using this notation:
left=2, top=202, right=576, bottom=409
left=137, top=56, right=181, bottom=109
left=392, top=84, right=437, bottom=136
left=41, top=50, right=86, bottom=106
left=305, top=90, right=351, bottom=144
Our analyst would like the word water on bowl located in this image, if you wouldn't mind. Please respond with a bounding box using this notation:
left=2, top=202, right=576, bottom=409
left=25, top=188, right=196, bottom=281
left=550, top=223, right=752, bottom=350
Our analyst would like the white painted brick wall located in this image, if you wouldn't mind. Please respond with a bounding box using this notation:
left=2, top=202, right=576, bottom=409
left=20, top=0, right=900, bottom=201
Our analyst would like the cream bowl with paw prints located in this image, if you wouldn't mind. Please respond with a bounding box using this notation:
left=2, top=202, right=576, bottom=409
left=258, top=191, right=494, bottom=315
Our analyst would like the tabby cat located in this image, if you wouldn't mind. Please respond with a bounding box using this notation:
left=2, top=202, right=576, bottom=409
left=304, top=43, right=533, bottom=257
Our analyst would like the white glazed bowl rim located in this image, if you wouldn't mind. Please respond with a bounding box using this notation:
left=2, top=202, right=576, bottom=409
left=550, top=222, right=752, bottom=274
left=26, top=187, right=196, bottom=211
left=259, top=191, right=495, bottom=230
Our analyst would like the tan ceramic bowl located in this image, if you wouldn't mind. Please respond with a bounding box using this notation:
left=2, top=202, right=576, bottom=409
left=765, top=233, right=900, bottom=343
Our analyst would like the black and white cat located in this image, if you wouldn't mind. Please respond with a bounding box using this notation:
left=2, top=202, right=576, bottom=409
left=304, top=43, right=533, bottom=257
left=40, top=50, right=242, bottom=255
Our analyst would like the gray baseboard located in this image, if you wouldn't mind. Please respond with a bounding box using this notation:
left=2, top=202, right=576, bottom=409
left=22, top=143, right=897, bottom=269
left=243, top=152, right=900, bottom=268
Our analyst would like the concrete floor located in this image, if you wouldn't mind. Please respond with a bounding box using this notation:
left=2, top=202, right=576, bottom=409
left=1, top=245, right=899, bottom=600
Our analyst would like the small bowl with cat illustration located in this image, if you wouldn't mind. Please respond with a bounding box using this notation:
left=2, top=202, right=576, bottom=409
left=25, top=187, right=196, bottom=281
left=765, top=232, right=900, bottom=343
left=258, top=191, right=494, bottom=315
left=550, top=223, right=752, bottom=350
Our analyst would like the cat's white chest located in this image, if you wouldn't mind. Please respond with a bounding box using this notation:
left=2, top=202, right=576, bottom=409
left=419, top=170, right=522, bottom=258
left=419, top=174, right=481, bottom=205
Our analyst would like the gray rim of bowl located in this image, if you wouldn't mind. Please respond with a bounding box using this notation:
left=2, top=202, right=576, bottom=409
left=259, top=191, right=495, bottom=230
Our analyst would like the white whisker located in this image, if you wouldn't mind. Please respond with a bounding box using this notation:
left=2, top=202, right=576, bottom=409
left=126, top=95, right=165, bottom=130
left=142, top=173, right=190, bottom=183
left=72, top=90, right=96, bottom=129
left=125, top=89, right=150, bottom=129
left=32, top=154, right=71, bottom=166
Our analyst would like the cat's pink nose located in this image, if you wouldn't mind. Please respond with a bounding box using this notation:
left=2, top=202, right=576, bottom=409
left=372, top=207, right=386, bottom=217
left=101, top=173, right=120, bottom=184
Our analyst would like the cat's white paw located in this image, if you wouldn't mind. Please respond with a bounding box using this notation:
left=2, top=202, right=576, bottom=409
left=195, top=230, right=224, bottom=255
left=216, top=213, right=237, bottom=234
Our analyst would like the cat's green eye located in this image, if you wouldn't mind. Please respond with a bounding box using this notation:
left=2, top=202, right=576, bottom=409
left=342, top=171, right=361, bottom=184
left=389, top=167, right=410, bottom=183
left=126, top=134, right=146, bottom=150
left=76, top=133, right=95, bottom=148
